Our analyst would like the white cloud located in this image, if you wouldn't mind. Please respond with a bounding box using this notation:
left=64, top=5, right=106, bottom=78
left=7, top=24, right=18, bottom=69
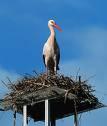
left=72, top=27, right=107, bottom=56
left=60, top=26, right=107, bottom=103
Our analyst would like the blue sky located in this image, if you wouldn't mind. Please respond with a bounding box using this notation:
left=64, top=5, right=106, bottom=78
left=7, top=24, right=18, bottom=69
left=0, top=0, right=107, bottom=125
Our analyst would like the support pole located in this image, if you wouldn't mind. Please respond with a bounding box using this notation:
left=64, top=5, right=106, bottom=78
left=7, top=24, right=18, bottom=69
left=13, top=104, right=17, bottom=126
left=23, top=105, right=27, bottom=126
left=51, top=118, right=56, bottom=126
left=74, top=113, right=78, bottom=126
left=45, top=99, right=50, bottom=126
left=74, top=100, right=78, bottom=126
left=13, top=111, right=16, bottom=126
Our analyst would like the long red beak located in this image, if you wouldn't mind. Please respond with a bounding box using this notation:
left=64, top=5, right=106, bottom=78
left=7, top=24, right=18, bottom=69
left=53, top=23, right=62, bottom=32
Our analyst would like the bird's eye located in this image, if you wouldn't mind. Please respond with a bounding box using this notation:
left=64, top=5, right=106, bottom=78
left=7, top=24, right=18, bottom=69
left=51, top=21, right=54, bottom=24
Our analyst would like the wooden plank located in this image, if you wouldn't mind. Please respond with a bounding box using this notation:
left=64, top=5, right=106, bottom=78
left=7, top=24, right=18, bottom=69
left=16, top=86, right=76, bottom=105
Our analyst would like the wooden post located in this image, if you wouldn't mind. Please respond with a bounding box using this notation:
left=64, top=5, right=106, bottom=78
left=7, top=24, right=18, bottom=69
left=74, top=100, right=78, bottom=126
left=45, top=99, right=50, bottom=126
left=74, top=113, right=78, bottom=126
left=13, top=104, right=17, bottom=126
left=51, top=118, right=56, bottom=126
left=23, top=105, right=27, bottom=126
left=27, top=117, right=28, bottom=125
left=13, top=111, right=16, bottom=126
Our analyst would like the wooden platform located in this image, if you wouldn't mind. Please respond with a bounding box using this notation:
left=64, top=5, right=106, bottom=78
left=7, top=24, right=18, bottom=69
left=27, top=95, right=103, bottom=121
left=0, top=74, right=105, bottom=124
left=0, top=86, right=104, bottom=122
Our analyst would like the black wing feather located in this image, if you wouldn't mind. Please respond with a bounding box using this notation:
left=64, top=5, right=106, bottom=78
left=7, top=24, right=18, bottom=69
left=43, top=54, right=46, bottom=67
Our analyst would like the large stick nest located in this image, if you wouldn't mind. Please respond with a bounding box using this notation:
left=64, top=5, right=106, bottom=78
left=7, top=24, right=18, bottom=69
left=2, top=73, right=98, bottom=108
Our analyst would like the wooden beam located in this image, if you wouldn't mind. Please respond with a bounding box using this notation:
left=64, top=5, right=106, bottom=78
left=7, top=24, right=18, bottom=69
left=23, top=105, right=27, bottom=126
left=45, top=99, right=50, bottom=126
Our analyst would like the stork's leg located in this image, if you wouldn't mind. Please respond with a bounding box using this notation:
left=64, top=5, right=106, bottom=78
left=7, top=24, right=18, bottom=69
left=45, top=58, right=50, bottom=77
left=54, top=56, right=57, bottom=75
left=54, top=67, right=57, bottom=75
left=46, top=67, right=49, bottom=77
left=46, top=68, right=49, bottom=79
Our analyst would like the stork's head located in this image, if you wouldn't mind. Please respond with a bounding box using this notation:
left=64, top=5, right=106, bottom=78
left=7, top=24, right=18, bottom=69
left=48, top=20, right=62, bottom=31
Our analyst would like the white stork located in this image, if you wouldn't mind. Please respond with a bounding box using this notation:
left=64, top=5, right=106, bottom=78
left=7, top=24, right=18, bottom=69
left=43, top=19, right=62, bottom=75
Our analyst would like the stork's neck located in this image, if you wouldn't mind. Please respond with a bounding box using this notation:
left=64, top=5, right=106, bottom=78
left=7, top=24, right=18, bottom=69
left=48, top=25, right=55, bottom=36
